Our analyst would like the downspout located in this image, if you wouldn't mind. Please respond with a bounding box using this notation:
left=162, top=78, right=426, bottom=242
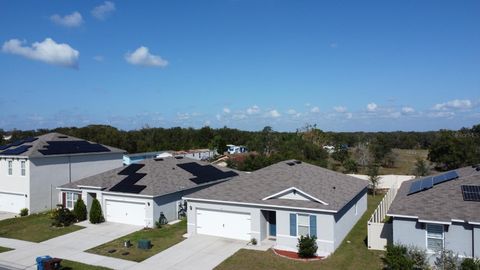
left=68, top=155, right=72, bottom=183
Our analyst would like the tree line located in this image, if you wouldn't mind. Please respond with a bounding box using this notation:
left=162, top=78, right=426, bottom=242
left=1, top=123, right=479, bottom=172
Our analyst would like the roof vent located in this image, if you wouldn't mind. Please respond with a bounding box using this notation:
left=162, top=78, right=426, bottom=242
left=58, top=136, right=68, bottom=138
left=174, top=156, right=184, bottom=159
left=286, top=161, right=295, bottom=166
left=476, top=167, right=480, bottom=172
left=154, top=158, right=164, bottom=161
left=294, top=160, right=302, bottom=164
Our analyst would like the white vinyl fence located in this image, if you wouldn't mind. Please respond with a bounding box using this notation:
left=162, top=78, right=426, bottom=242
left=367, top=187, right=397, bottom=250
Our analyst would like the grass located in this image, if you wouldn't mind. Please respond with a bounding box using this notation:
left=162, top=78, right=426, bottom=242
left=60, top=260, right=112, bottom=270
left=0, top=212, right=84, bottom=243
left=215, top=194, right=385, bottom=270
left=378, top=148, right=429, bottom=175
left=87, top=219, right=187, bottom=262
left=0, top=246, right=13, bottom=253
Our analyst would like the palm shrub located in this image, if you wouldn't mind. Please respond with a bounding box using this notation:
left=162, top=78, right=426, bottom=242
left=19, top=208, right=29, bottom=216
left=297, top=235, right=318, bottom=258
left=73, top=198, right=87, bottom=222
left=89, top=198, right=104, bottom=224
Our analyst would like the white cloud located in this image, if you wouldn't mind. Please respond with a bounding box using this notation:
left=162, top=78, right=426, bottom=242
left=310, top=106, right=320, bottom=113
left=93, top=55, right=104, bottom=62
left=401, top=106, right=415, bottom=114
left=428, top=111, right=455, bottom=118
left=246, top=105, right=260, bottom=115
left=267, top=109, right=281, bottom=118
left=223, top=107, right=231, bottom=114
left=346, top=113, right=353, bottom=119
left=333, top=106, right=347, bottom=113
left=433, top=99, right=473, bottom=111
left=91, top=1, right=116, bottom=20
left=125, top=46, right=168, bottom=67
left=176, top=113, right=190, bottom=120
left=366, top=102, right=378, bottom=112
left=215, top=114, right=221, bottom=121
left=50, top=12, right=83, bottom=27
left=286, top=109, right=297, bottom=115
left=2, top=38, right=79, bottom=68
left=233, top=114, right=247, bottom=120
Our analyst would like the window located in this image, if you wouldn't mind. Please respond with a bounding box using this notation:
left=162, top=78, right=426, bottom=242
left=20, top=161, right=26, bottom=176
left=297, top=214, right=310, bottom=237
left=7, top=160, right=12, bottom=175
left=426, top=224, right=444, bottom=252
left=65, top=192, right=77, bottom=209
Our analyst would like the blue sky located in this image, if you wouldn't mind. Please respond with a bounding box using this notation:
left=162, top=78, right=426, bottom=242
left=1, top=1, right=479, bottom=132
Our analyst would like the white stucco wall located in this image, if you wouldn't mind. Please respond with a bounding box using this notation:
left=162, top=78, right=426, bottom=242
left=0, top=157, right=30, bottom=194
left=333, top=189, right=368, bottom=249
left=29, top=153, right=123, bottom=213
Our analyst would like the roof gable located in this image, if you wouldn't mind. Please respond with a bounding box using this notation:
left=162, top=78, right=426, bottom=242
left=262, top=187, right=329, bottom=205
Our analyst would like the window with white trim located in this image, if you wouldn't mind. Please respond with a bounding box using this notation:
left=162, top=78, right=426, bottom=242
left=20, top=161, right=26, bottom=176
left=297, top=214, right=310, bottom=237
left=7, top=160, right=12, bottom=176
left=65, top=192, right=77, bottom=209
left=426, top=224, right=444, bottom=252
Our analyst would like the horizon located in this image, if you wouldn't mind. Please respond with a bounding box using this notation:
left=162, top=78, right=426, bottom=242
left=1, top=1, right=479, bottom=132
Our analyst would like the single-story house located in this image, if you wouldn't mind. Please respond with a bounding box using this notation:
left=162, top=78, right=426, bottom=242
left=184, top=160, right=368, bottom=256
left=388, top=166, right=480, bottom=261
left=0, top=133, right=124, bottom=213
left=58, top=157, right=239, bottom=227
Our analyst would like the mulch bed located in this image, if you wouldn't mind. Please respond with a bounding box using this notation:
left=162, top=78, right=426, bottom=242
left=272, top=249, right=324, bottom=261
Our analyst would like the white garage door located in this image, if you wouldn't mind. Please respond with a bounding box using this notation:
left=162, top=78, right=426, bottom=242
left=105, top=200, right=146, bottom=226
left=0, top=192, right=26, bottom=213
left=196, top=209, right=251, bottom=241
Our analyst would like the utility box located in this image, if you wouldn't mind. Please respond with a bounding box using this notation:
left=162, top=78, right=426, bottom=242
left=137, top=239, right=151, bottom=249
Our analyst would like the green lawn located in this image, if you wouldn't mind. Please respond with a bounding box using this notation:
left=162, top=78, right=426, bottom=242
left=216, top=194, right=385, bottom=270
left=0, top=246, right=12, bottom=253
left=0, top=212, right=84, bottom=242
left=378, top=148, right=429, bottom=175
left=87, top=219, right=187, bottom=262
left=60, top=260, right=112, bottom=270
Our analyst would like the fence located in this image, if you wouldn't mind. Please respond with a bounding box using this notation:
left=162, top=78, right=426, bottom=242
left=367, top=187, right=397, bottom=250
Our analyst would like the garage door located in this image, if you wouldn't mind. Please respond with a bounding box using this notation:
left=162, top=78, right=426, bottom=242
left=196, top=209, right=251, bottom=241
left=0, top=192, right=26, bottom=213
left=105, top=200, right=146, bottom=226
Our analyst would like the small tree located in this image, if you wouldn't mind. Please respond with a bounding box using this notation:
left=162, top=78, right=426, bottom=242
left=367, top=163, right=381, bottom=197
left=407, top=246, right=429, bottom=270
left=89, top=198, right=104, bottom=224
left=297, top=235, right=318, bottom=258
left=343, top=159, right=358, bottom=173
left=51, top=205, right=76, bottom=227
left=73, top=198, right=87, bottom=222
left=413, top=158, right=430, bottom=177
left=435, top=249, right=460, bottom=270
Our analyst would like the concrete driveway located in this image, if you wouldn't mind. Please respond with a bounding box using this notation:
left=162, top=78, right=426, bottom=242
left=130, top=235, right=247, bottom=270
left=0, top=221, right=141, bottom=270
left=0, top=212, right=16, bottom=221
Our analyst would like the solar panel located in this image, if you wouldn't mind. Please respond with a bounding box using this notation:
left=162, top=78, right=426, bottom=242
left=1, top=145, right=32, bottom=155
left=408, top=180, right=423, bottom=195
left=0, top=144, right=13, bottom=151
left=118, top=164, right=145, bottom=175
left=433, top=170, right=459, bottom=185
left=461, top=185, right=480, bottom=201
left=420, top=177, right=433, bottom=190
left=38, top=141, right=111, bottom=155
left=0, top=137, right=37, bottom=151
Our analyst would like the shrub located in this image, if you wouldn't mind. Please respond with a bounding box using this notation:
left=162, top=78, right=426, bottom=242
left=250, top=238, right=257, bottom=245
left=89, top=198, right=104, bottom=224
left=19, top=208, right=29, bottom=216
left=73, top=198, right=87, bottom=222
left=297, top=235, right=318, bottom=258
left=155, top=212, right=168, bottom=228
left=407, top=246, right=429, bottom=270
left=382, top=244, right=414, bottom=270
left=461, top=258, right=480, bottom=270
left=435, top=249, right=460, bottom=270
left=51, top=205, right=76, bottom=227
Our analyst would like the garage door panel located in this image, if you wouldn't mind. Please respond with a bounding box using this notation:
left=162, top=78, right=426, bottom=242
left=0, top=193, right=26, bottom=213
left=196, top=209, right=251, bottom=241
left=105, top=200, right=146, bottom=226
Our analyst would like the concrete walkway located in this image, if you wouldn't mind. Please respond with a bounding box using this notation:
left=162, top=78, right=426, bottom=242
left=0, top=221, right=141, bottom=270
left=0, top=212, right=16, bottom=221
left=130, top=235, right=247, bottom=270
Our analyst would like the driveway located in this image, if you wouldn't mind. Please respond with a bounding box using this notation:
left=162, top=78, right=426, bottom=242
left=0, top=212, right=16, bottom=221
left=0, top=221, right=141, bottom=270
left=129, top=235, right=247, bottom=270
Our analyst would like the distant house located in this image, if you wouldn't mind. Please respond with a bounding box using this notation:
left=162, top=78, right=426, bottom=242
left=0, top=133, right=124, bottom=214
left=322, top=145, right=335, bottom=154
left=388, top=166, right=480, bottom=261
left=184, top=160, right=367, bottom=256
left=227, top=144, right=248, bottom=155
left=172, top=149, right=217, bottom=161
left=123, top=151, right=172, bottom=165
left=58, top=157, right=239, bottom=227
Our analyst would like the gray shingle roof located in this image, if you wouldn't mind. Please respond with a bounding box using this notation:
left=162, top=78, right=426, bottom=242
left=0, top=132, right=125, bottom=158
left=60, top=157, right=240, bottom=197
left=388, top=166, right=480, bottom=223
left=185, top=160, right=368, bottom=212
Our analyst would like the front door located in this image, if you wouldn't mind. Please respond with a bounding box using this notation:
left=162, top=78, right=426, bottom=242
left=268, top=211, right=276, bottom=237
